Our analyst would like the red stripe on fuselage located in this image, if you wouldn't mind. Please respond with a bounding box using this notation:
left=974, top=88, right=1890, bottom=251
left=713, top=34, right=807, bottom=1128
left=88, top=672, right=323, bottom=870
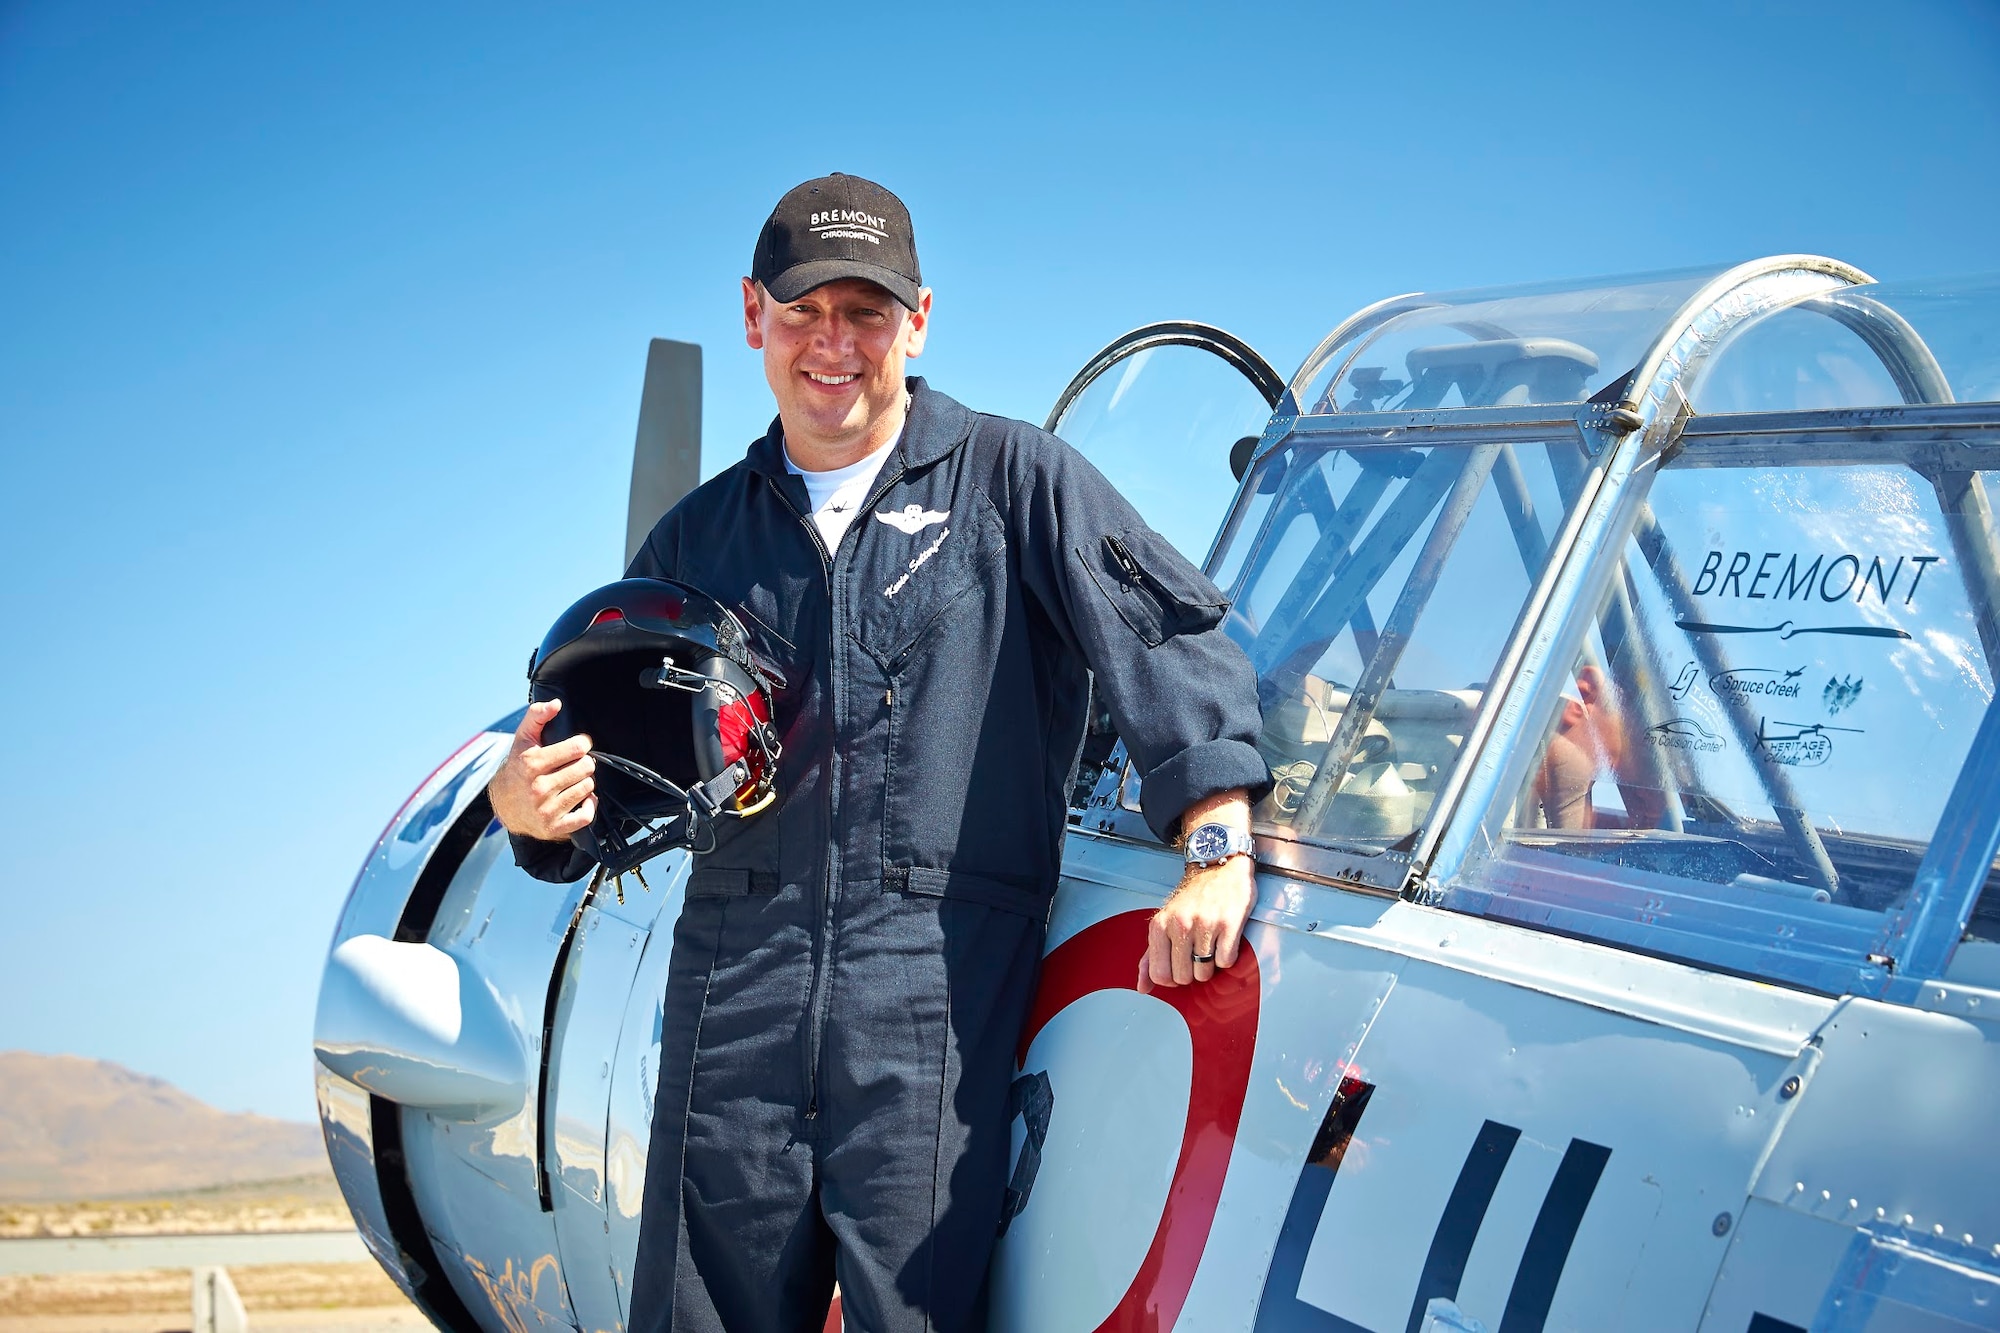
left=1017, top=910, right=1262, bottom=1332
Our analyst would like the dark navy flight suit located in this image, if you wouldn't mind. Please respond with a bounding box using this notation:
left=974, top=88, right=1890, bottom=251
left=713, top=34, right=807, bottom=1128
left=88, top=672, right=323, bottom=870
left=515, top=379, right=1267, bottom=1332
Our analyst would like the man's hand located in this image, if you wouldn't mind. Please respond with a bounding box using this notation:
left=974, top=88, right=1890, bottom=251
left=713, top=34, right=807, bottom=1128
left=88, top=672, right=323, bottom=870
left=1139, top=789, right=1255, bottom=993
left=488, top=699, right=597, bottom=842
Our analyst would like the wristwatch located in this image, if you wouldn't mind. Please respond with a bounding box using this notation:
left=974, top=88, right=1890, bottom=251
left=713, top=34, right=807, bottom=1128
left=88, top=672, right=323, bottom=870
left=1183, top=822, right=1254, bottom=868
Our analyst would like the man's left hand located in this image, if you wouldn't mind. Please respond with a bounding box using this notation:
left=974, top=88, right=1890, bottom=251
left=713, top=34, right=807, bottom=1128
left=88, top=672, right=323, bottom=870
left=1139, top=788, right=1255, bottom=993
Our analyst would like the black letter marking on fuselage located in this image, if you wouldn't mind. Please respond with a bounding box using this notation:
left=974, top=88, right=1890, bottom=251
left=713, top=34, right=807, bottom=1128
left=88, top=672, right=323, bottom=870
left=1496, top=1137, right=1612, bottom=1332
left=1406, top=1121, right=1521, bottom=1332
left=998, top=1071, right=1054, bottom=1237
left=1254, top=1079, right=1377, bottom=1332
left=1255, top=1114, right=1613, bottom=1333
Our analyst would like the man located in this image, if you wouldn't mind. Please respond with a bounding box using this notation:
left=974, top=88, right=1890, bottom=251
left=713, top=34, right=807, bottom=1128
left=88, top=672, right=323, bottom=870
left=490, top=173, right=1268, bottom=1332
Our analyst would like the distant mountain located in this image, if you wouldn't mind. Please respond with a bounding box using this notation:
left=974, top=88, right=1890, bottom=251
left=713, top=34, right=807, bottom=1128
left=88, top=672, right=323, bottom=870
left=0, top=1052, right=329, bottom=1201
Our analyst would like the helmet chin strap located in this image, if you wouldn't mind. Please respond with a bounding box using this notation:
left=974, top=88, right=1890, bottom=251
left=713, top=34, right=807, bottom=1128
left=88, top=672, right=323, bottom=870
left=590, top=750, right=755, bottom=863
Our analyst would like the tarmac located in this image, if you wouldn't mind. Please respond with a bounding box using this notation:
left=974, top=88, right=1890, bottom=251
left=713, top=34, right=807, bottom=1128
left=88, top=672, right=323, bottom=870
left=0, top=1234, right=367, bottom=1277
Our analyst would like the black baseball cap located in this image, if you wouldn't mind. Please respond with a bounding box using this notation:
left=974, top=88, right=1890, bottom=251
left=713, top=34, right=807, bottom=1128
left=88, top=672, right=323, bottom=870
left=751, top=173, right=923, bottom=311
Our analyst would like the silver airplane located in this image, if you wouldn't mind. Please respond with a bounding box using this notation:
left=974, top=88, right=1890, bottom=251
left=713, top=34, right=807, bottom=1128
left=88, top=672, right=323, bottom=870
left=315, top=256, right=2000, bottom=1333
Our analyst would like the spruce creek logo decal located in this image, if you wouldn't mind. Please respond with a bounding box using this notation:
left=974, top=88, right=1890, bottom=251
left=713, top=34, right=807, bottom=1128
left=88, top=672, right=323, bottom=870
left=1709, top=665, right=1808, bottom=702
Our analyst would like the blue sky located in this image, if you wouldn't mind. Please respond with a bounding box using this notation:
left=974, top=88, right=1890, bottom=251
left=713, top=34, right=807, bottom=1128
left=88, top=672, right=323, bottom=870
left=2, top=1, right=1996, bottom=1123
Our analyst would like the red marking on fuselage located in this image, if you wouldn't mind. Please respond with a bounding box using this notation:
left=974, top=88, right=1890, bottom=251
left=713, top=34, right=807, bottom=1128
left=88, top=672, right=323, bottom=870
left=1017, top=910, right=1261, bottom=1332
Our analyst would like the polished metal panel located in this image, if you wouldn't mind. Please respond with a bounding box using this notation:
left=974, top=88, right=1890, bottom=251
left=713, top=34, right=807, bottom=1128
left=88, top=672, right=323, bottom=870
left=1295, top=942, right=1803, bottom=1331
left=1881, top=694, right=2000, bottom=997
left=332, top=728, right=513, bottom=946
left=316, top=935, right=529, bottom=1113
left=316, top=717, right=519, bottom=1327
left=1027, top=828, right=1845, bottom=1331
left=399, top=835, right=585, bottom=1333
left=1696, top=1198, right=1855, bottom=1331
left=547, top=854, right=687, bottom=1333
left=603, top=880, right=683, bottom=1323
left=996, top=834, right=1405, bottom=1333
left=1809, top=1220, right=2000, bottom=1331
left=315, top=1061, right=409, bottom=1294
left=1751, top=999, right=2000, bottom=1248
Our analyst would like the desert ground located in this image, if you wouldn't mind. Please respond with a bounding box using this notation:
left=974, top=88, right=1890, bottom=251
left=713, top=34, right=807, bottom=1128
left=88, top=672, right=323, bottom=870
left=0, top=1182, right=421, bottom=1331
left=0, top=1177, right=353, bottom=1241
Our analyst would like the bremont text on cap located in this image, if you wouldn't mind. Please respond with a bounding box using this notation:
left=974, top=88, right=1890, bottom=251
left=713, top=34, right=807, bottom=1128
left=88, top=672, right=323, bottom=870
left=752, top=173, right=923, bottom=311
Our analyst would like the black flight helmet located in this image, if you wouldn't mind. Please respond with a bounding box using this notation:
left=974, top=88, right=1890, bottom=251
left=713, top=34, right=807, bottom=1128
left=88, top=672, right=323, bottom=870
left=528, top=579, right=782, bottom=874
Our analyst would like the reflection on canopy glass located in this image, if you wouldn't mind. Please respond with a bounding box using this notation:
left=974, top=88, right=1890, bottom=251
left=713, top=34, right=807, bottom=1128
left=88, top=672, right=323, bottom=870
left=1697, top=274, right=2000, bottom=411
left=1208, top=433, right=1590, bottom=858
left=1053, top=344, right=1274, bottom=563
left=1457, top=445, right=2000, bottom=985
left=1297, top=267, right=1724, bottom=415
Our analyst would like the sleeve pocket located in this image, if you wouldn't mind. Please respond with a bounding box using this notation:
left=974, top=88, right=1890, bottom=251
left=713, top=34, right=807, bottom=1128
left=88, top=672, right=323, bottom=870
left=1080, top=527, right=1229, bottom=648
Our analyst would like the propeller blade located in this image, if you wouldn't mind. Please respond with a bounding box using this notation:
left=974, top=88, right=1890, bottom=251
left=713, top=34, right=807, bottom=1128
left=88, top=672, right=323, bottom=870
left=625, top=338, right=702, bottom=570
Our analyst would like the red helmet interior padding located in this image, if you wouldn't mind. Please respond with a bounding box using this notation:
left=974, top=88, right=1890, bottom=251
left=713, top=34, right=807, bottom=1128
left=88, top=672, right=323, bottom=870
left=528, top=578, right=781, bottom=873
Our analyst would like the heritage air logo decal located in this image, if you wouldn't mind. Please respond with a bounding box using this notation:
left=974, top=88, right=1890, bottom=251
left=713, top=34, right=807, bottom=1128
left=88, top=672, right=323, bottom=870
left=876, top=504, right=950, bottom=535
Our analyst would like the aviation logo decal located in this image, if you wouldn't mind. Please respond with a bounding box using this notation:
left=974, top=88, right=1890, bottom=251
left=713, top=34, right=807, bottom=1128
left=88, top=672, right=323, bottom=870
left=1823, top=674, right=1864, bottom=713
left=1752, top=717, right=1861, bottom=768
left=1675, top=617, right=1912, bottom=642
left=1256, top=1115, right=1611, bottom=1333
left=1647, top=717, right=1725, bottom=754
left=876, top=504, right=950, bottom=534
left=1009, top=909, right=1261, bottom=1333
left=1708, top=666, right=1808, bottom=703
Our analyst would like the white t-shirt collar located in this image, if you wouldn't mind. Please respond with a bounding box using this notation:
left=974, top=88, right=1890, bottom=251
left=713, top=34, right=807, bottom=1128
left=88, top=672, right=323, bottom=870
left=784, top=430, right=901, bottom=552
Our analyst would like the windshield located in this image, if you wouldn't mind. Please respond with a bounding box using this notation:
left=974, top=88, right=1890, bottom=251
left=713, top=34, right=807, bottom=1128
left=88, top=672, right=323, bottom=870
left=1203, top=429, right=1594, bottom=871
left=1444, top=434, right=2000, bottom=989
left=1053, top=341, right=1275, bottom=563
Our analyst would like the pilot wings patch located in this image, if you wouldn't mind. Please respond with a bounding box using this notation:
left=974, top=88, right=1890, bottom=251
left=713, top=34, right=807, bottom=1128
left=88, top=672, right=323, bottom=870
left=876, top=504, right=950, bottom=535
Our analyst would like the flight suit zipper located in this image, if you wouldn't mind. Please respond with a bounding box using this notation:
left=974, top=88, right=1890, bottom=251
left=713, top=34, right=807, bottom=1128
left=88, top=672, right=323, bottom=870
left=763, top=452, right=910, bottom=1127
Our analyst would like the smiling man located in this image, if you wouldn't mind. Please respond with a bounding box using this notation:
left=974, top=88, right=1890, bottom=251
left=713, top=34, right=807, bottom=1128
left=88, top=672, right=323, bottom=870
left=490, top=173, right=1269, bottom=1332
